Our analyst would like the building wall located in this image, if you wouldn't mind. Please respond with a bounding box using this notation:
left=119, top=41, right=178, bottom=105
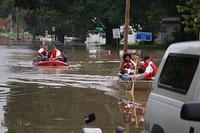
left=85, top=33, right=106, bottom=45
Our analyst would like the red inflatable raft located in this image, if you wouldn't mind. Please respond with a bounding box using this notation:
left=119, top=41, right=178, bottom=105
left=32, top=59, right=69, bottom=66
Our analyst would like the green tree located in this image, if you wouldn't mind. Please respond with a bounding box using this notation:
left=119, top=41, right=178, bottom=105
left=135, top=0, right=181, bottom=40
left=177, top=0, right=200, bottom=34
left=0, top=0, right=15, bottom=19
left=23, top=11, right=45, bottom=39
left=15, top=0, right=191, bottom=44
left=15, top=0, right=126, bottom=44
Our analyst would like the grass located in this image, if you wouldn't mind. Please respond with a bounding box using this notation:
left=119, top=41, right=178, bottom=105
left=102, top=43, right=169, bottom=50
left=0, top=32, right=33, bottom=39
left=125, top=43, right=169, bottom=50
left=0, top=32, right=170, bottom=50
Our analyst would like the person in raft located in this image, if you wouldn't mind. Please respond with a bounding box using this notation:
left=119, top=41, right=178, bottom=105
left=130, top=51, right=145, bottom=74
left=59, top=48, right=68, bottom=62
left=130, top=50, right=142, bottom=67
left=50, top=45, right=62, bottom=60
left=132, top=55, right=158, bottom=80
left=118, top=53, right=135, bottom=81
left=37, top=44, right=49, bottom=61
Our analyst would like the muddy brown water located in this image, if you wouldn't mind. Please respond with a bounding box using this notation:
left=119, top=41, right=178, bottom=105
left=0, top=44, right=165, bottom=133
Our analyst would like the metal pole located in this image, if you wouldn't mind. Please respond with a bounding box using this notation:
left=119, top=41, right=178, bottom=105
left=116, top=39, right=119, bottom=50
left=124, top=0, right=130, bottom=53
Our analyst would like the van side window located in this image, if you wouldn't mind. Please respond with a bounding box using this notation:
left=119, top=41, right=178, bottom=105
left=158, top=54, right=199, bottom=94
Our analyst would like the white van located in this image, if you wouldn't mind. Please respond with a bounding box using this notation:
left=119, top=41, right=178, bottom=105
left=142, top=41, right=200, bottom=133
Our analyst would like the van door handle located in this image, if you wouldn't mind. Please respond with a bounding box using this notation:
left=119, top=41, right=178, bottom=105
left=189, top=127, right=194, bottom=133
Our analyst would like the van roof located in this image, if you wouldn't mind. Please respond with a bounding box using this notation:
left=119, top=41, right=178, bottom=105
left=167, top=41, right=200, bottom=55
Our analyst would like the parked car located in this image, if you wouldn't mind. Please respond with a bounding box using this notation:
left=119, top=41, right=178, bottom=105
left=142, top=41, right=200, bottom=133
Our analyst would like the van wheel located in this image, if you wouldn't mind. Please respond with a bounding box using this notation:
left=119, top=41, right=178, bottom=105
left=151, top=124, right=164, bottom=133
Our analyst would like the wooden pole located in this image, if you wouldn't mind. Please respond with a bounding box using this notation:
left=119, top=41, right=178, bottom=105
left=124, top=1, right=130, bottom=132
left=16, top=7, right=19, bottom=40
left=125, top=124, right=130, bottom=133
left=124, top=0, right=130, bottom=53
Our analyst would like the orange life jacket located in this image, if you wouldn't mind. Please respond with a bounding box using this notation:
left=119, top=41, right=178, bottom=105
left=141, top=61, right=158, bottom=80
left=51, top=49, right=60, bottom=58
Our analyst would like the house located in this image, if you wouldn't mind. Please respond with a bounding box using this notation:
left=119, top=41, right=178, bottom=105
left=0, top=18, right=10, bottom=32
left=85, top=25, right=136, bottom=45
left=156, top=17, right=181, bottom=43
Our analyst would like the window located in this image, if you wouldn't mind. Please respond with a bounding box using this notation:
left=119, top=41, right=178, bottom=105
left=158, top=54, right=199, bottom=94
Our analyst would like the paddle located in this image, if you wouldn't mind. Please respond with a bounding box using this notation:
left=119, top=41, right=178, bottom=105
left=131, top=58, right=138, bottom=126
left=131, top=58, right=137, bottom=102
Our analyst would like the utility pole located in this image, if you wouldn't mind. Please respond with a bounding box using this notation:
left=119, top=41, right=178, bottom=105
left=16, top=7, right=19, bottom=40
left=124, top=0, right=130, bottom=53
left=124, top=2, right=131, bottom=133
left=9, top=13, right=13, bottom=33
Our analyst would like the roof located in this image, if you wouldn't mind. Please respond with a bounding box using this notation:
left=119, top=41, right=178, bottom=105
left=162, top=17, right=181, bottom=23
left=167, top=41, right=200, bottom=56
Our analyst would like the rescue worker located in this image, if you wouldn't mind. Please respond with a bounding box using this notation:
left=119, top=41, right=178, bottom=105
left=37, top=44, right=48, bottom=61
left=118, top=53, right=135, bottom=81
left=133, top=55, right=158, bottom=80
left=50, top=45, right=62, bottom=60
left=59, top=48, right=68, bottom=62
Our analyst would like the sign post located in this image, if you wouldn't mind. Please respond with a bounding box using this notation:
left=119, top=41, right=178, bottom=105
left=112, top=28, right=120, bottom=49
left=95, top=27, right=104, bottom=44
left=52, top=26, right=56, bottom=42
left=95, top=27, right=104, bottom=58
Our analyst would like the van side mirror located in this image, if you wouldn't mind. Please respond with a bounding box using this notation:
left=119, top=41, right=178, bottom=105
left=181, top=103, right=200, bottom=121
left=84, top=113, right=96, bottom=124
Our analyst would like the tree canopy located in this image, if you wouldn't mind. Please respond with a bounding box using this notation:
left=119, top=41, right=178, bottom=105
left=0, top=0, right=14, bottom=19
left=177, top=0, right=200, bottom=34
left=0, top=0, right=197, bottom=44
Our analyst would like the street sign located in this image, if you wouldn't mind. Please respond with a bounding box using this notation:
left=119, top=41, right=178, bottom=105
left=136, top=32, right=152, bottom=41
left=112, top=28, right=120, bottom=39
left=95, top=27, right=103, bottom=31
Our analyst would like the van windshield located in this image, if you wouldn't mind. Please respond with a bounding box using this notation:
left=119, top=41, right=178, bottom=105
left=158, top=54, right=199, bottom=94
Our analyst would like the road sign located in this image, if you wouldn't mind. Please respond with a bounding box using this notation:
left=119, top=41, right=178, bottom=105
left=95, top=27, right=103, bottom=31
left=52, top=26, right=55, bottom=32
left=136, top=32, right=152, bottom=41
left=112, top=28, right=120, bottom=39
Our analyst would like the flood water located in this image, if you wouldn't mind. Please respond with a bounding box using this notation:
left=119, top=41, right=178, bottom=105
left=0, top=43, right=165, bottom=133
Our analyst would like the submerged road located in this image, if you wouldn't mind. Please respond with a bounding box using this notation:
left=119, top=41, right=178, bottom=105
left=0, top=44, right=164, bottom=133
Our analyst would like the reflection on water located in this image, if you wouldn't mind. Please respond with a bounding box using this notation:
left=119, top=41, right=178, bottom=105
left=118, top=99, right=146, bottom=128
left=105, top=88, right=149, bottom=132
left=0, top=44, right=165, bottom=133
